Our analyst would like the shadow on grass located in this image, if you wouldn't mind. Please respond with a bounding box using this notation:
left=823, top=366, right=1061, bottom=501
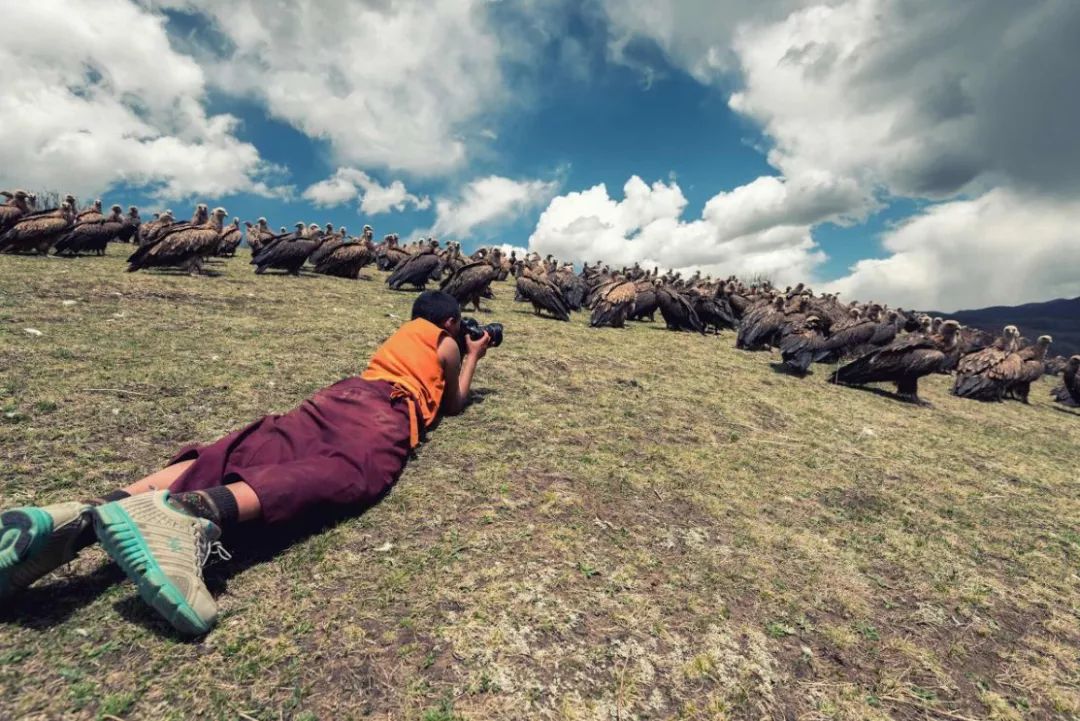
left=0, top=562, right=126, bottom=630
left=831, top=382, right=933, bottom=407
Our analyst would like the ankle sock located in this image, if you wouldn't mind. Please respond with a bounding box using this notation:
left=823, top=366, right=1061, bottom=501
left=169, top=487, right=239, bottom=530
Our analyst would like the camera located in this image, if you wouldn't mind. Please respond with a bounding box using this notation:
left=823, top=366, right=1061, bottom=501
left=460, top=316, right=503, bottom=348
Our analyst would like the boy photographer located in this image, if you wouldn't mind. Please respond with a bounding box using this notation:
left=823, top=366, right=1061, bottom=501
left=0, top=291, right=492, bottom=635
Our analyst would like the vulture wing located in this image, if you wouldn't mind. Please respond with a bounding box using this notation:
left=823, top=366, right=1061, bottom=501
left=516, top=275, right=571, bottom=321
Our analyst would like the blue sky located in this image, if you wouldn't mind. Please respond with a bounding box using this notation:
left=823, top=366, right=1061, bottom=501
left=4, top=0, right=1080, bottom=311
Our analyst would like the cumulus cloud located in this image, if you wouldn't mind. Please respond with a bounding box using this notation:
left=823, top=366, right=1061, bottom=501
left=163, top=0, right=505, bottom=176
left=302, top=168, right=430, bottom=215
left=0, top=0, right=284, bottom=200
left=824, top=189, right=1080, bottom=311
left=431, top=176, right=559, bottom=239
left=528, top=174, right=867, bottom=285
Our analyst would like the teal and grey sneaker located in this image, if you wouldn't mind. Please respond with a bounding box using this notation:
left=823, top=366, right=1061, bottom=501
left=0, top=501, right=93, bottom=599
left=93, top=491, right=227, bottom=635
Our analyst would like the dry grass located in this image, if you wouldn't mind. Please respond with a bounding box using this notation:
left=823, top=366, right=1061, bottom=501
left=1, top=252, right=1078, bottom=721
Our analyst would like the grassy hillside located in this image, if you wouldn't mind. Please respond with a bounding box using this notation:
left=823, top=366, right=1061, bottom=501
left=1, top=253, right=1078, bottom=721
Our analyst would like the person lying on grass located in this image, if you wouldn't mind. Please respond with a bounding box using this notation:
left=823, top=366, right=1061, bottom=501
left=0, top=290, right=491, bottom=635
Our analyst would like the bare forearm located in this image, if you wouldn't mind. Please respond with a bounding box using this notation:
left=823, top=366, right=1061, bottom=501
left=456, top=353, right=479, bottom=405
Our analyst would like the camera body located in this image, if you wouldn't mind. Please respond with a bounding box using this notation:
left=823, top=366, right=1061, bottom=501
left=460, top=316, right=504, bottom=349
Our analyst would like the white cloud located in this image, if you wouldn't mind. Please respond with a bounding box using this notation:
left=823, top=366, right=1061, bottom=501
left=528, top=175, right=855, bottom=284
left=431, top=176, right=559, bottom=239
left=825, top=189, right=1080, bottom=312
left=0, top=0, right=283, bottom=200
left=302, top=168, right=430, bottom=215
left=164, top=0, right=505, bottom=176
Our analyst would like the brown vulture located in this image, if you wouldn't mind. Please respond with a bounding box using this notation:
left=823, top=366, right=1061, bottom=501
left=1049, top=355, right=1080, bottom=407
left=0, top=190, right=33, bottom=234
left=690, top=289, right=737, bottom=333
left=656, top=284, right=705, bottom=332
left=314, top=237, right=377, bottom=279
left=828, top=321, right=960, bottom=404
left=139, top=210, right=175, bottom=246
left=779, top=315, right=827, bottom=375
left=54, top=204, right=124, bottom=256
left=377, top=234, right=410, bottom=271
left=736, top=296, right=787, bottom=350
left=245, top=218, right=275, bottom=255
left=251, top=224, right=327, bottom=275
left=217, top=218, right=243, bottom=256
left=440, top=250, right=503, bottom=311
left=628, top=279, right=658, bottom=321
left=115, top=207, right=141, bottom=243
left=387, top=241, right=442, bottom=290
left=127, top=206, right=227, bottom=273
left=550, top=266, right=587, bottom=310
left=952, top=326, right=1024, bottom=401
left=1005, top=335, right=1052, bottom=403
left=515, top=265, right=571, bottom=321
left=0, top=202, right=76, bottom=254
left=589, top=279, right=637, bottom=328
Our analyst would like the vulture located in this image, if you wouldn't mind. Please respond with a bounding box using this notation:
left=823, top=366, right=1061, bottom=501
left=127, top=206, right=227, bottom=274
left=1049, top=356, right=1080, bottom=407
left=628, top=279, right=658, bottom=322
left=589, top=279, right=637, bottom=328
left=656, top=284, right=705, bottom=333
left=0, top=190, right=33, bottom=234
left=0, top=202, right=76, bottom=254
left=217, top=218, right=243, bottom=256
left=251, top=224, right=326, bottom=275
left=441, top=249, right=503, bottom=311
left=550, top=265, right=587, bottom=310
left=690, top=290, right=737, bottom=333
left=779, top=316, right=827, bottom=376
left=953, top=326, right=1023, bottom=402
left=115, top=207, right=141, bottom=243
left=1005, top=335, right=1052, bottom=403
left=515, top=264, right=571, bottom=321
left=736, top=296, right=787, bottom=350
left=75, top=199, right=103, bottom=224
left=387, top=240, right=442, bottom=290
left=377, top=234, right=410, bottom=271
left=245, top=218, right=275, bottom=255
left=139, top=210, right=177, bottom=246
left=814, top=308, right=891, bottom=363
left=313, top=237, right=377, bottom=279
left=54, top=204, right=124, bottom=256
left=829, top=321, right=960, bottom=404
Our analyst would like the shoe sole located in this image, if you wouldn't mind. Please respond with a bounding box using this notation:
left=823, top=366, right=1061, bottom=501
left=92, top=503, right=212, bottom=636
left=0, top=508, right=54, bottom=599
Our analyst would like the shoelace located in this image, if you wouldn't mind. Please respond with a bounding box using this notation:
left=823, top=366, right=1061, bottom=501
left=193, top=526, right=232, bottom=571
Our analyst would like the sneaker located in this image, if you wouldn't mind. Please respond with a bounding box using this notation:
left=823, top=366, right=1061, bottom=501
left=93, top=491, right=227, bottom=635
left=0, top=501, right=93, bottom=599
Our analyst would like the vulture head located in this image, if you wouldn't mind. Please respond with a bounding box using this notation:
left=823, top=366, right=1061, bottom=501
left=231, top=217, right=240, bottom=227
left=128, top=206, right=139, bottom=217
left=212, top=207, right=228, bottom=222
left=244, top=221, right=254, bottom=229
left=13, top=190, right=29, bottom=201
left=941, top=320, right=960, bottom=337
left=280, top=226, right=288, bottom=233
left=110, top=204, right=123, bottom=214
left=1067, top=356, right=1080, bottom=373
left=64, top=194, right=77, bottom=205
left=325, top=223, right=334, bottom=233
left=92, top=199, right=103, bottom=211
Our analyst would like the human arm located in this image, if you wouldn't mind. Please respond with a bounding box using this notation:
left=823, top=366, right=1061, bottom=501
left=438, top=331, right=490, bottom=416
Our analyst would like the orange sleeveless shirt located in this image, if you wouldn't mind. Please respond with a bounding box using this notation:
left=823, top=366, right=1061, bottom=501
left=361, top=318, right=448, bottom=447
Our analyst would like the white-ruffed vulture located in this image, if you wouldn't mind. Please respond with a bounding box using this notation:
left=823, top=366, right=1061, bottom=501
left=251, top=224, right=326, bottom=275
left=217, top=218, right=243, bottom=256
left=0, top=202, right=76, bottom=254
left=589, top=279, right=637, bottom=328
left=1005, top=335, right=1052, bottom=403
left=1049, top=355, right=1080, bottom=407
left=656, top=284, right=704, bottom=333
left=441, top=250, right=503, bottom=311
left=387, top=240, right=442, bottom=290
left=829, top=321, right=960, bottom=404
left=515, top=265, right=571, bottom=321
left=127, top=206, right=227, bottom=274
left=952, top=326, right=1024, bottom=402
left=314, top=237, right=376, bottom=279
left=54, top=204, right=124, bottom=256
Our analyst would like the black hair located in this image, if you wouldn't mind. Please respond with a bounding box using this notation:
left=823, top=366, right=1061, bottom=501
left=411, top=290, right=461, bottom=326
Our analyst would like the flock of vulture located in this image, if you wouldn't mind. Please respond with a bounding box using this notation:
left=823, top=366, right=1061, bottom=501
left=3, top=190, right=1079, bottom=410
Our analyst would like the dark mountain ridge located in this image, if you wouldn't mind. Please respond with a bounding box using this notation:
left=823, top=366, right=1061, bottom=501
left=926, top=296, right=1079, bottom=357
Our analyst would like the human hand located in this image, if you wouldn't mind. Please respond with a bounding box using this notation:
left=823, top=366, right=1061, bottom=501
left=465, top=331, right=491, bottom=360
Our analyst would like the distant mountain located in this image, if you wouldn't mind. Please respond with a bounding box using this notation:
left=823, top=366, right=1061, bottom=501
left=926, top=297, right=1080, bottom=357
